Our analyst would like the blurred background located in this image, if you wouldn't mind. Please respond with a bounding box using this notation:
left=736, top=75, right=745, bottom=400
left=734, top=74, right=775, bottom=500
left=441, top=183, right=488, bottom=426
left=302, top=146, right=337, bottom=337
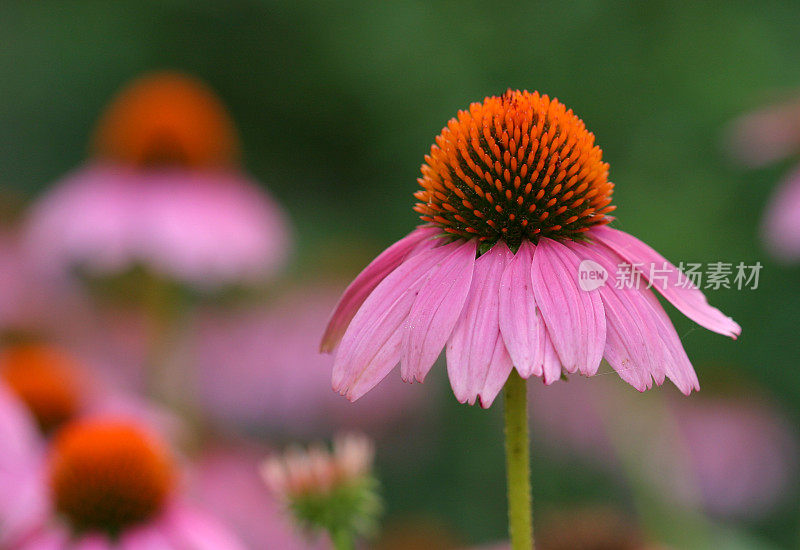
left=1, top=1, right=799, bottom=549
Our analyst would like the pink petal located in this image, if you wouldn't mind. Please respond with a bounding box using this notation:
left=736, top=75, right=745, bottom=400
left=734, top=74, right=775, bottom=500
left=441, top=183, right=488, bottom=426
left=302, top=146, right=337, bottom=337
left=332, top=241, right=457, bottom=400
left=568, top=243, right=661, bottom=391
left=0, top=385, right=41, bottom=465
left=16, top=529, right=70, bottom=550
left=140, top=171, right=291, bottom=288
left=24, top=165, right=292, bottom=288
left=320, top=226, right=439, bottom=352
left=478, top=336, right=514, bottom=408
left=119, top=523, right=172, bottom=550
left=640, top=289, right=699, bottom=395
left=401, top=239, right=477, bottom=383
left=590, top=226, right=741, bottom=339
left=498, top=240, right=542, bottom=378
left=24, top=165, right=139, bottom=275
left=158, top=506, right=246, bottom=550
left=570, top=242, right=699, bottom=394
left=72, top=535, right=115, bottom=550
left=0, top=465, right=48, bottom=548
left=532, top=239, right=606, bottom=377
left=446, top=242, right=512, bottom=406
left=540, top=324, right=562, bottom=384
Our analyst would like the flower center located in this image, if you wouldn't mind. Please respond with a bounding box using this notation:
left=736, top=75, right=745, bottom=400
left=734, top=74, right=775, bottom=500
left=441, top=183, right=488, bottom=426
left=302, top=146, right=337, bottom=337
left=415, top=89, right=615, bottom=248
left=92, top=72, right=239, bottom=169
left=0, top=344, right=80, bottom=432
left=49, top=420, right=174, bottom=534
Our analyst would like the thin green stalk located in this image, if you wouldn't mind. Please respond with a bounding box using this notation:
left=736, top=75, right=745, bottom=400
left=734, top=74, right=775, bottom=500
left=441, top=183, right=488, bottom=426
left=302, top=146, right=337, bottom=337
left=504, top=370, right=533, bottom=550
left=142, top=273, right=200, bottom=428
left=329, top=527, right=355, bottom=550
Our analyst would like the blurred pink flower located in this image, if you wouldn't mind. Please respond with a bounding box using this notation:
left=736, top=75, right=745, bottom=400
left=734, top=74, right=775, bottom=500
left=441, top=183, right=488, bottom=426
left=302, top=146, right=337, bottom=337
left=191, top=286, right=430, bottom=436
left=761, top=166, right=800, bottom=261
left=13, top=417, right=245, bottom=550
left=665, top=396, right=798, bottom=519
left=24, top=72, right=290, bottom=289
left=726, top=96, right=800, bottom=261
left=529, top=376, right=798, bottom=520
left=725, top=96, right=800, bottom=169
left=190, top=444, right=327, bottom=550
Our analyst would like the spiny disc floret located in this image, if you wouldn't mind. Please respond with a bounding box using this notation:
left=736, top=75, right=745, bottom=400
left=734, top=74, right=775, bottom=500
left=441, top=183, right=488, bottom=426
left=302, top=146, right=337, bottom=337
left=415, top=90, right=615, bottom=247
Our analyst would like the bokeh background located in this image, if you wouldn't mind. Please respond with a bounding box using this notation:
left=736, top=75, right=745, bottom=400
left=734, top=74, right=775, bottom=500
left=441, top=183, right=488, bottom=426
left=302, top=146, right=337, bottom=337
left=1, top=1, right=799, bottom=548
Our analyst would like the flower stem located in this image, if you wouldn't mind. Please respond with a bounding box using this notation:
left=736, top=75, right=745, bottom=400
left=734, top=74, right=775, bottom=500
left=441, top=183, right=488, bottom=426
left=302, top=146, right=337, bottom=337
left=329, top=527, right=355, bottom=550
left=503, top=370, right=533, bottom=550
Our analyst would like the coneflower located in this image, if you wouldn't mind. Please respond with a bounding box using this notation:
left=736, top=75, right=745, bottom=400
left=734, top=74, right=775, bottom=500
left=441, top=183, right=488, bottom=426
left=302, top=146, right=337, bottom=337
left=322, top=90, right=740, bottom=549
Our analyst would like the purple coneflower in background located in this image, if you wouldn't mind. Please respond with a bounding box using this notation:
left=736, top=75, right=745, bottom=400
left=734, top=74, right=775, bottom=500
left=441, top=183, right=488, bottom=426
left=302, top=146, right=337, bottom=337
left=24, top=72, right=290, bottom=289
left=529, top=375, right=798, bottom=521
left=322, top=90, right=739, bottom=549
left=726, top=95, right=800, bottom=260
left=16, top=417, right=244, bottom=550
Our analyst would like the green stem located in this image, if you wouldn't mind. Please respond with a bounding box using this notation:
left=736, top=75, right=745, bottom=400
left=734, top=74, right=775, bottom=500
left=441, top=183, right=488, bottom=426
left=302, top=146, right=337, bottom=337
left=142, top=273, right=177, bottom=401
left=329, top=527, right=355, bottom=550
left=504, top=370, right=533, bottom=550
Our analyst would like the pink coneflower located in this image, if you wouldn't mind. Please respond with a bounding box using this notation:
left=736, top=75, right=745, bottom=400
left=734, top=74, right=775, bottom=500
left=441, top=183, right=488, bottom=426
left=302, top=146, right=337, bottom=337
left=726, top=95, right=800, bottom=260
left=19, top=417, right=244, bottom=550
left=24, top=72, right=290, bottom=289
left=323, top=90, right=739, bottom=405
left=322, top=90, right=739, bottom=549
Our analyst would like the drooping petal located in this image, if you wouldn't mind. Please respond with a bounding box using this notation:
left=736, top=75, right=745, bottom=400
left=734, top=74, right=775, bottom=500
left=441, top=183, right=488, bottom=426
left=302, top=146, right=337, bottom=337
left=640, top=289, right=699, bottom=394
left=477, top=336, right=514, bottom=408
left=532, top=239, right=606, bottom=377
left=590, top=226, right=741, bottom=339
left=498, top=240, right=542, bottom=378
left=320, top=226, right=440, bottom=352
left=401, top=239, right=477, bottom=383
left=332, top=241, right=457, bottom=401
left=571, top=242, right=699, bottom=394
left=446, top=242, right=512, bottom=406
left=540, top=319, right=562, bottom=385
left=569, top=242, right=661, bottom=391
